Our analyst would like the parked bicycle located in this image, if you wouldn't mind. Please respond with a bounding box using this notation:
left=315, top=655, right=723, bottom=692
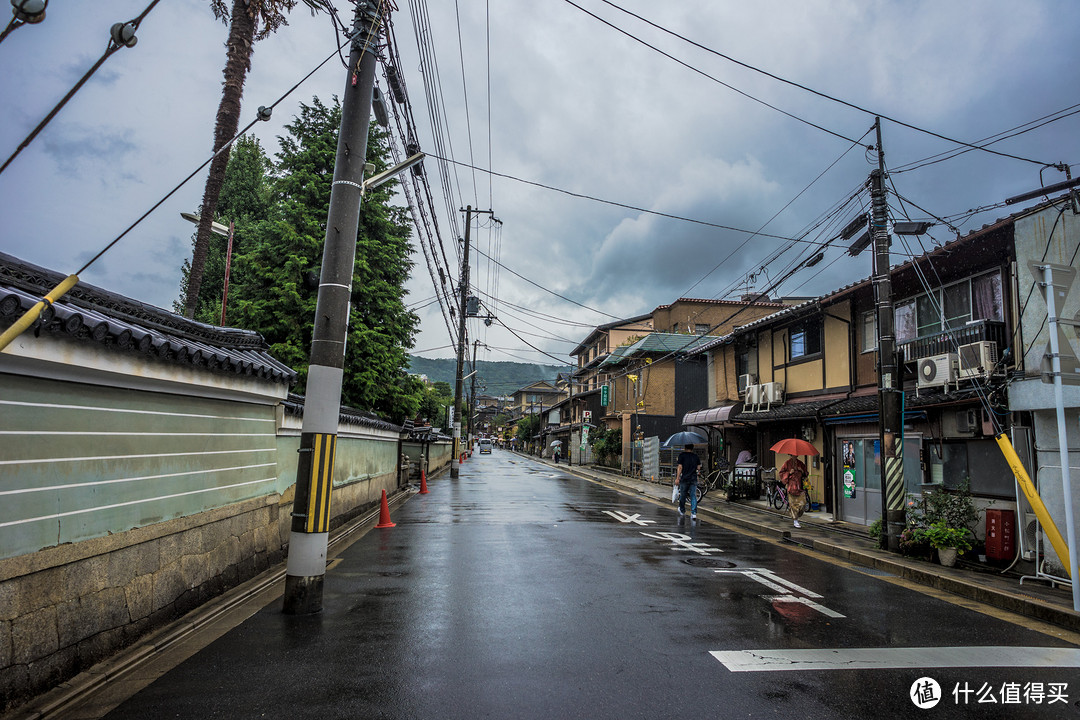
left=696, top=458, right=730, bottom=501
left=765, top=480, right=812, bottom=512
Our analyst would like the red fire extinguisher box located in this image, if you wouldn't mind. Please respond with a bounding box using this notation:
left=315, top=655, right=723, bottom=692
left=985, top=508, right=1015, bottom=561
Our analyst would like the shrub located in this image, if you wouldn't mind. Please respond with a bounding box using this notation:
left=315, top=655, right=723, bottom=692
left=925, top=521, right=974, bottom=552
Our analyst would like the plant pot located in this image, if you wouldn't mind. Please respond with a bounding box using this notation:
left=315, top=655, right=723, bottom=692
left=938, top=547, right=958, bottom=567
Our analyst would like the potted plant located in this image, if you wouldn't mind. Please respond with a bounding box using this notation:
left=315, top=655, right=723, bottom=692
left=925, top=521, right=974, bottom=567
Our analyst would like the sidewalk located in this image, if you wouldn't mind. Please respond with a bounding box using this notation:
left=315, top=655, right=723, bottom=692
left=544, top=456, right=1080, bottom=635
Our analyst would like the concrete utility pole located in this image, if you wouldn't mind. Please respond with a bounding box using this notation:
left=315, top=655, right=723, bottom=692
left=450, top=207, right=472, bottom=478
left=450, top=206, right=493, bottom=477
left=870, top=118, right=905, bottom=552
left=282, top=1, right=381, bottom=615
left=468, top=338, right=480, bottom=441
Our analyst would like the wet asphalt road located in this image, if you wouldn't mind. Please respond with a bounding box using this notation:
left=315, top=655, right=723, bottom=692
left=102, top=450, right=1078, bottom=719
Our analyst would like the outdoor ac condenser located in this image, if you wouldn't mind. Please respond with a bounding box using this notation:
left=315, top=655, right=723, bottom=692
left=745, top=384, right=762, bottom=410
left=738, top=373, right=757, bottom=396
left=917, top=353, right=958, bottom=389
left=761, top=381, right=784, bottom=406
left=958, top=341, right=998, bottom=379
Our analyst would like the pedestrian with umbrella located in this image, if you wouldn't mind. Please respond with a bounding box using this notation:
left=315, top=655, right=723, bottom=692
left=675, top=443, right=702, bottom=521
left=770, top=438, right=818, bottom=529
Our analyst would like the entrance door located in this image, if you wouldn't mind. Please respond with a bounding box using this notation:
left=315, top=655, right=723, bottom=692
left=838, top=438, right=881, bottom=526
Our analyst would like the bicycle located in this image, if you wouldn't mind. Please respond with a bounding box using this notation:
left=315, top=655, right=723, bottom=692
left=696, top=458, right=731, bottom=501
left=765, top=480, right=812, bottom=512
left=765, top=480, right=790, bottom=511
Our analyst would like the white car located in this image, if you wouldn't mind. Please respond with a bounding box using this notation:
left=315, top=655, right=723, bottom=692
left=478, top=439, right=493, bottom=454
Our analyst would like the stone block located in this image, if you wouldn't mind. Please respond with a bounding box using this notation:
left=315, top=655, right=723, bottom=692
left=12, top=567, right=64, bottom=617
left=26, top=645, right=78, bottom=699
left=180, top=553, right=208, bottom=590
left=107, top=541, right=159, bottom=588
left=238, top=529, right=255, bottom=560
left=151, top=562, right=185, bottom=613
left=76, top=627, right=125, bottom=668
left=125, top=574, right=154, bottom=622
left=253, top=525, right=269, bottom=554
left=0, top=663, right=30, bottom=714
left=0, top=582, right=14, bottom=622
left=81, top=587, right=129, bottom=633
left=56, top=599, right=85, bottom=648
left=0, top=620, right=10, bottom=668
left=202, top=518, right=230, bottom=554
left=11, top=606, right=58, bottom=665
left=62, top=554, right=108, bottom=601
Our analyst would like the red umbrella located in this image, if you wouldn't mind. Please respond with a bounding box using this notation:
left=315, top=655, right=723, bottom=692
left=770, top=438, right=819, bottom=457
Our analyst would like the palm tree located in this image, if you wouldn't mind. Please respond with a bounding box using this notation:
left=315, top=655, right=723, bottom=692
left=184, top=0, right=322, bottom=319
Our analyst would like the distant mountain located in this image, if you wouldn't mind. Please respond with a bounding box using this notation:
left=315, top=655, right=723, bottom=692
left=407, top=356, right=566, bottom=396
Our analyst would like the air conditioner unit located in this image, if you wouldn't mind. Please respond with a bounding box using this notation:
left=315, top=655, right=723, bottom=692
left=745, top=384, right=762, bottom=410
left=958, top=341, right=999, bottom=380
left=738, top=373, right=757, bottom=396
left=917, top=353, right=958, bottom=389
left=761, top=381, right=785, bottom=410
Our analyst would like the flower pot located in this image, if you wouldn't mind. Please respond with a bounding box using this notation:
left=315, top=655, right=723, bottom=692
left=938, top=547, right=958, bottom=567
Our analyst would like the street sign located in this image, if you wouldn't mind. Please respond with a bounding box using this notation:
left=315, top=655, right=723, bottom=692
left=583, top=410, right=592, bottom=422
left=600, top=384, right=609, bottom=407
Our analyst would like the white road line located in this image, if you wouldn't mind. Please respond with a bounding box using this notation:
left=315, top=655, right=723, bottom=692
left=710, top=647, right=1080, bottom=672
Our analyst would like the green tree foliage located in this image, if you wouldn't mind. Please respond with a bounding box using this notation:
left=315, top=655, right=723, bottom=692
left=515, top=414, right=541, bottom=446
left=203, top=96, right=420, bottom=423
left=176, top=134, right=272, bottom=322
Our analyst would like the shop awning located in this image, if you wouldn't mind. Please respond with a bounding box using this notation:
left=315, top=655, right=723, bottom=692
left=682, top=404, right=738, bottom=427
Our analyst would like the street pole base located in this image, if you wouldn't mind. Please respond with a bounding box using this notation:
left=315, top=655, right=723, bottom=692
left=282, top=573, right=324, bottom=615
left=450, top=466, right=459, bottom=479
left=886, top=508, right=906, bottom=554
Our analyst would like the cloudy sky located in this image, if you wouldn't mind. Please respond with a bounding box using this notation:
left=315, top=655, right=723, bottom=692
left=2, top=0, right=1077, bottom=380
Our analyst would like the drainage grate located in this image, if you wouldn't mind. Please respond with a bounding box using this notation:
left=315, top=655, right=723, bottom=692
left=857, top=567, right=895, bottom=577
left=682, top=557, right=737, bottom=569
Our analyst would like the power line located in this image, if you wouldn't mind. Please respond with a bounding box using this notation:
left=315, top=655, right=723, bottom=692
left=594, top=0, right=1055, bottom=168
left=561, top=0, right=865, bottom=146
left=431, top=153, right=819, bottom=245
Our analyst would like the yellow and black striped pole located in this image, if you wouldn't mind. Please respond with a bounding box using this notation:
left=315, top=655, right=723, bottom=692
left=281, top=0, right=381, bottom=615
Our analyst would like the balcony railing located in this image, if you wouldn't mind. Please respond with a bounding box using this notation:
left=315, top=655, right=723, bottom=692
left=898, top=319, right=1007, bottom=363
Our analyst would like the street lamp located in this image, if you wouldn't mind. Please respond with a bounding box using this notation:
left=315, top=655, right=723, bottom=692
left=181, top=212, right=234, bottom=326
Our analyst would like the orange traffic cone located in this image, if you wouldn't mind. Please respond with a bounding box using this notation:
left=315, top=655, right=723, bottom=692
left=375, top=489, right=395, bottom=528
left=459, top=452, right=464, bottom=464
left=419, top=470, right=429, bottom=494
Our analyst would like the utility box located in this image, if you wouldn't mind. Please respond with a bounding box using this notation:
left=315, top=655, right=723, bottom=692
left=985, top=508, right=1015, bottom=561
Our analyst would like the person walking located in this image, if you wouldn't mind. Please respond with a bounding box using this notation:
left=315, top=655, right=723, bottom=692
left=675, top=443, right=701, bottom=520
left=779, top=456, right=809, bottom=528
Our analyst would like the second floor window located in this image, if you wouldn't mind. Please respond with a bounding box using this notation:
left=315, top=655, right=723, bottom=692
left=860, top=311, right=876, bottom=353
left=789, top=318, right=822, bottom=359
left=895, top=271, right=1003, bottom=343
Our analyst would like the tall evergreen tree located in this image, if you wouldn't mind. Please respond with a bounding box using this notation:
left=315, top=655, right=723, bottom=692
left=176, top=134, right=272, bottom=323
left=229, top=97, right=421, bottom=423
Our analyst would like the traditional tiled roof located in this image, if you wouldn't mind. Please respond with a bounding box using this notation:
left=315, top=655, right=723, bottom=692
left=0, top=251, right=296, bottom=383
left=599, top=332, right=717, bottom=366
left=282, top=393, right=401, bottom=432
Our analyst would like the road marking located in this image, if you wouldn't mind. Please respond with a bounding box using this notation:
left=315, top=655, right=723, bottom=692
left=760, top=595, right=846, bottom=618
left=710, top=647, right=1080, bottom=672
left=602, top=510, right=656, bottom=526
left=639, top=531, right=723, bottom=555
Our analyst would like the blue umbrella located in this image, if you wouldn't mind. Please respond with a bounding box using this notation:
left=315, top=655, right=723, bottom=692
left=662, top=431, right=707, bottom=448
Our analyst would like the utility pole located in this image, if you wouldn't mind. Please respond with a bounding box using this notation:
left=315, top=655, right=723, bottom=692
left=870, top=118, right=905, bottom=552
left=469, top=338, right=480, bottom=442
left=450, top=207, right=472, bottom=478
left=450, top=206, right=493, bottom=477
left=281, top=1, right=381, bottom=615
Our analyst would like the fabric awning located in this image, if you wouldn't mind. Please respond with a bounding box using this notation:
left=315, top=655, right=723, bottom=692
left=682, top=404, right=738, bottom=427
